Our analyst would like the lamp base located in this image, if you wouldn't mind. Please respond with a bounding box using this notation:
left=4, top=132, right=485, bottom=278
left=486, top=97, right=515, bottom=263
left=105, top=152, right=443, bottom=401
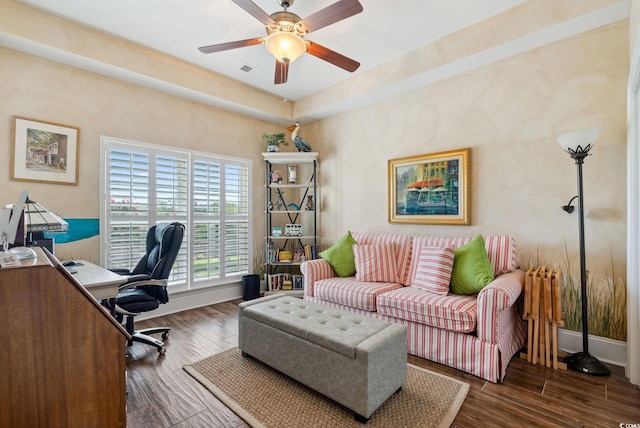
left=564, top=351, right=610, bottom=376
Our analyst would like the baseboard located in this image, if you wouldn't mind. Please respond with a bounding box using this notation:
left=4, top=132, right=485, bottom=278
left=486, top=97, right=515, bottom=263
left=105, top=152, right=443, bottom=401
left=137, top=283, right=243, bottom=321
left=138, top=291, right=628, bottom=370
left=558, top=328, right=627, bottom=369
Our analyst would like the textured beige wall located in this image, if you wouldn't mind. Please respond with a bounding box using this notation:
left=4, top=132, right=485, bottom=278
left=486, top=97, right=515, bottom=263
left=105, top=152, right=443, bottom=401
left=0, top=0, right=290, bottom=121
left=0, top=47, right=278, bottom=261
left=295, top=0, right=623, bottom=120
left=0, top=1, right=629, bottom=339
left=313, top=22, right=628, bottom=301
left=631, top=0, right=640, bottom=55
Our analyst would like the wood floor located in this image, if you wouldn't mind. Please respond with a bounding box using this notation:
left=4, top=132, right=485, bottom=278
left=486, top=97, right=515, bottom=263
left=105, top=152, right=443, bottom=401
left=126, top=299, right=640, bottom=428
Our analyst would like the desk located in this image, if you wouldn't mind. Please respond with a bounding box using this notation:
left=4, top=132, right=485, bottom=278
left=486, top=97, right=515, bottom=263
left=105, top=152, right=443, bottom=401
left=68, top=260, right=126, bottom=300
left=0, top=248, right=128, bottom=427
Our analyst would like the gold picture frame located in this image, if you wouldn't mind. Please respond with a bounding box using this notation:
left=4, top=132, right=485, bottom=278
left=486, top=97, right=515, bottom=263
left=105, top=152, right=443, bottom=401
left=11, top=116, right=80, bottom=185
left=388, top=147, right=470, bottom=225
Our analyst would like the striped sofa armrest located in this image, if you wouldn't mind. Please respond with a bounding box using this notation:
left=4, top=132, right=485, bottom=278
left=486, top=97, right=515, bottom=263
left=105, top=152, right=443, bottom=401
left=300, top=258, right=336, bottom=297
left=476, top=270, right=524, bottom=344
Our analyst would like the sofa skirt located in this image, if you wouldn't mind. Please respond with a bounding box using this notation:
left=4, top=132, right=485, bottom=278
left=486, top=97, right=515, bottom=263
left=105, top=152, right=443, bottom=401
left=305, top=295, right=525, bottom=382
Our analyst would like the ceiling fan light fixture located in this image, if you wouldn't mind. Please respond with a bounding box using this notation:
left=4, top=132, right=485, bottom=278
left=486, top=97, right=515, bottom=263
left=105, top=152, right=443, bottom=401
left=264, top=31, right=306, bottom=63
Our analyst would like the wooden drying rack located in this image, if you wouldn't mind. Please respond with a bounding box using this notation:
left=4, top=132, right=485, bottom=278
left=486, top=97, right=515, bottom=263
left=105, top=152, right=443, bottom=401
left=520, top=266, right=567, bottom=370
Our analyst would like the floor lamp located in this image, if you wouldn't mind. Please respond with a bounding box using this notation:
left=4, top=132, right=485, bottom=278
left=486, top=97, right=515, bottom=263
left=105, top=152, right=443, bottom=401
left=557, top=128, right=610, bottom=376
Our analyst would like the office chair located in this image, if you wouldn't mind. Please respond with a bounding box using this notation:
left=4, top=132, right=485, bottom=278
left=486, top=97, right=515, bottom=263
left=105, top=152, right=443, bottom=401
left=109, top=222, right=184, bottom=355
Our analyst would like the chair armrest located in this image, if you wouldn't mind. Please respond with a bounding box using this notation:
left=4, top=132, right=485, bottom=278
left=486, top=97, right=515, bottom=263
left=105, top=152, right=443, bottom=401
left=476, top=269, right=524, bottom=343
left=119, top=278, right=168, bottom=291
left=300, top=259, right=336, bottom=297
left=122, top=273, right=151, bottom=283
left=110, top=267, right=132, bottom=275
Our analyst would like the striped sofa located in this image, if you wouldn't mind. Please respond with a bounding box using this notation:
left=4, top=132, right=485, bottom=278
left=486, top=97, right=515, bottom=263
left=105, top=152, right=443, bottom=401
left=301, top=232, right=526, bottom=383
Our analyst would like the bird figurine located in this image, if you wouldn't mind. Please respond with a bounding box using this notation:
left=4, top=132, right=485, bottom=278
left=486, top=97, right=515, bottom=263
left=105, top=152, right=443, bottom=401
left=288, top=122, right=312, bottom=152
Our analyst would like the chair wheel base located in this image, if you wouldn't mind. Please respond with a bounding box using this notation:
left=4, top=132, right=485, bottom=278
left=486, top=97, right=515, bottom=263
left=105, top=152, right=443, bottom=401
left=126, top=327, right=170, bottom=354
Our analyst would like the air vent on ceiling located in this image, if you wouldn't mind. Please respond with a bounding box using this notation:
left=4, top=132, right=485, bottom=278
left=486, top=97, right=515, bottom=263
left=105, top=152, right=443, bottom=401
left=240, top=64, right=265, bottom=77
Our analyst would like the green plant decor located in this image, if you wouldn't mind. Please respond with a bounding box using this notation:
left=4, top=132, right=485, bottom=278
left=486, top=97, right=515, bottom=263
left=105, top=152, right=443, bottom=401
left=559, top=245, right=627, bottom=341
left=522, top=242, right=627, bottom=341
left=262, top=133, right=288, bottom=149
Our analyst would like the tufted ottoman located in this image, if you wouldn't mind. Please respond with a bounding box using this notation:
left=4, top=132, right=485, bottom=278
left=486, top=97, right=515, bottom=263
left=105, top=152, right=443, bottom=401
left=238, top=294, right=407, bottom=421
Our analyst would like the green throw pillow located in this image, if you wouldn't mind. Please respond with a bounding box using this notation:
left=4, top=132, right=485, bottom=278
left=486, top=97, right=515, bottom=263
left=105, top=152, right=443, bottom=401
left=450, top=234, right=494, bottom=295
left=319, top=231, right=358, bottom=277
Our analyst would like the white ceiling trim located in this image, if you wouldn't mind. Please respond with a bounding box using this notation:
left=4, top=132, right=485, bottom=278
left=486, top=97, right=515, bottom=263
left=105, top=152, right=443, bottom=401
left=0, top=31, right=287, bottom=124
left=299, top=0, right=632, bottom=123
left=0, top=1, right=630, bottom=126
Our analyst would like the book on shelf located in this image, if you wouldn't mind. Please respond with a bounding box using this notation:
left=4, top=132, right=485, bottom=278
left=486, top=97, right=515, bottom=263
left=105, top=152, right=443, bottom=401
left=266, top=273, right=278, bottom=291
left=268, top=247, right=279, bottom=263
left=292, top=274, right=304, bottom=290
left=303, top=244, right=316, bottom=261
left=266, top=273, right=293, bottom=291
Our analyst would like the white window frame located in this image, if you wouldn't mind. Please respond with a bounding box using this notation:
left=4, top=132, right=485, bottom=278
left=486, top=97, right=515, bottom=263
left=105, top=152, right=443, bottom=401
left=99, top=136, right=253, bottom=293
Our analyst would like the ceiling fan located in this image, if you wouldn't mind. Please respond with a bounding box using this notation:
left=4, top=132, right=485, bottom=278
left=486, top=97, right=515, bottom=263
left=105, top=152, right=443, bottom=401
left=198, top=0, right=363, bottom=85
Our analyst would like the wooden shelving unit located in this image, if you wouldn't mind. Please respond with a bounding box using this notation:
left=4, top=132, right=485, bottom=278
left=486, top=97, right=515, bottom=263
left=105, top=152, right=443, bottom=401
left=263, top=152, right=318, bottom=295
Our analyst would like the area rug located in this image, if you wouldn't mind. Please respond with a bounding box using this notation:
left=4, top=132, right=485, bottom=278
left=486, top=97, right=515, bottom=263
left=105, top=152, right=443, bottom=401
left=184, top=347, right=469, bottom=428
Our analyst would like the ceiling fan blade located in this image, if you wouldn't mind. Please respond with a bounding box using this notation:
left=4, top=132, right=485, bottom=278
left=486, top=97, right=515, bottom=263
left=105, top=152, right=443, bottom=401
left=231, top=0, right=276, bottom=26
left=299, top=0, right=363, bottom=33
left=198, top=38, right=262, bottom=54
left=274, top=60, right=289, bottom=85
left=306, top=41, right=360, bottom=72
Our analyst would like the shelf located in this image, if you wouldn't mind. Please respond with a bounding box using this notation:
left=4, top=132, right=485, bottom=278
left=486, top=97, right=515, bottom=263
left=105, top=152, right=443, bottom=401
left=264, top=290, right=304, bottom=298
left=262, top=152, right=318, bottom=164
left=268, top=235, right=315, bottom=240
left=267, top=183, right=314, bottom=189
left=264, top=154, right=317, bottom=294
left=267, top=210, right=315, bottom=214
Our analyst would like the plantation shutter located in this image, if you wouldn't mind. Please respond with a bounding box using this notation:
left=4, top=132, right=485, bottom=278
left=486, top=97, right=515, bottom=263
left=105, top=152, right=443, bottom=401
left=107, top=148, right=149, bottom=269
left=102, top=137, right=252, bottom=291
left=193, top=159, right=222, bottom=281
left=224, top=163, right=250, bottom=276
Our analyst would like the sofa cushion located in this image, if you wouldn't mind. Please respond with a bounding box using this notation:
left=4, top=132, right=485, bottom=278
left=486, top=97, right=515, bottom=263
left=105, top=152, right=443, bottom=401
left=376, top=286, right=477, bottom=333
left=482, top=235, right=518, bottom=275
left=450, top=234, right=494, bottom=295
left=406, top=235, right=517, bottom=285
left=353, top=244, right=400, bottom=283
left=314, top=277, right=402, bottom=312
left=351, top=232, right=413, bottom=285
left=319, top=231, right=358, bottom=277
left=412, top=246, right=455, bottom=295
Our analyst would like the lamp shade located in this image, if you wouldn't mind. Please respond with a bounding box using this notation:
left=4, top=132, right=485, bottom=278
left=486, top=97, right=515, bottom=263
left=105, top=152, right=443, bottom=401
left=265, top=31, right=306, bottom=63
left=24, top=198, right=68, bottom=232
left=557, top=128, right=600, bottom=156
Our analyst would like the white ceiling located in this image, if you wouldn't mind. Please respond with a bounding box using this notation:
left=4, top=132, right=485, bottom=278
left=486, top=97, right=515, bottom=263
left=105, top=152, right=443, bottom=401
left=17, top=0, right=528, bottom=101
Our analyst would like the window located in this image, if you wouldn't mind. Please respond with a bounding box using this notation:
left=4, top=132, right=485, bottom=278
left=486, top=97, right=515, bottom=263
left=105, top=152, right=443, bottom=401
left=101, top=136, right=252, bottom=291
